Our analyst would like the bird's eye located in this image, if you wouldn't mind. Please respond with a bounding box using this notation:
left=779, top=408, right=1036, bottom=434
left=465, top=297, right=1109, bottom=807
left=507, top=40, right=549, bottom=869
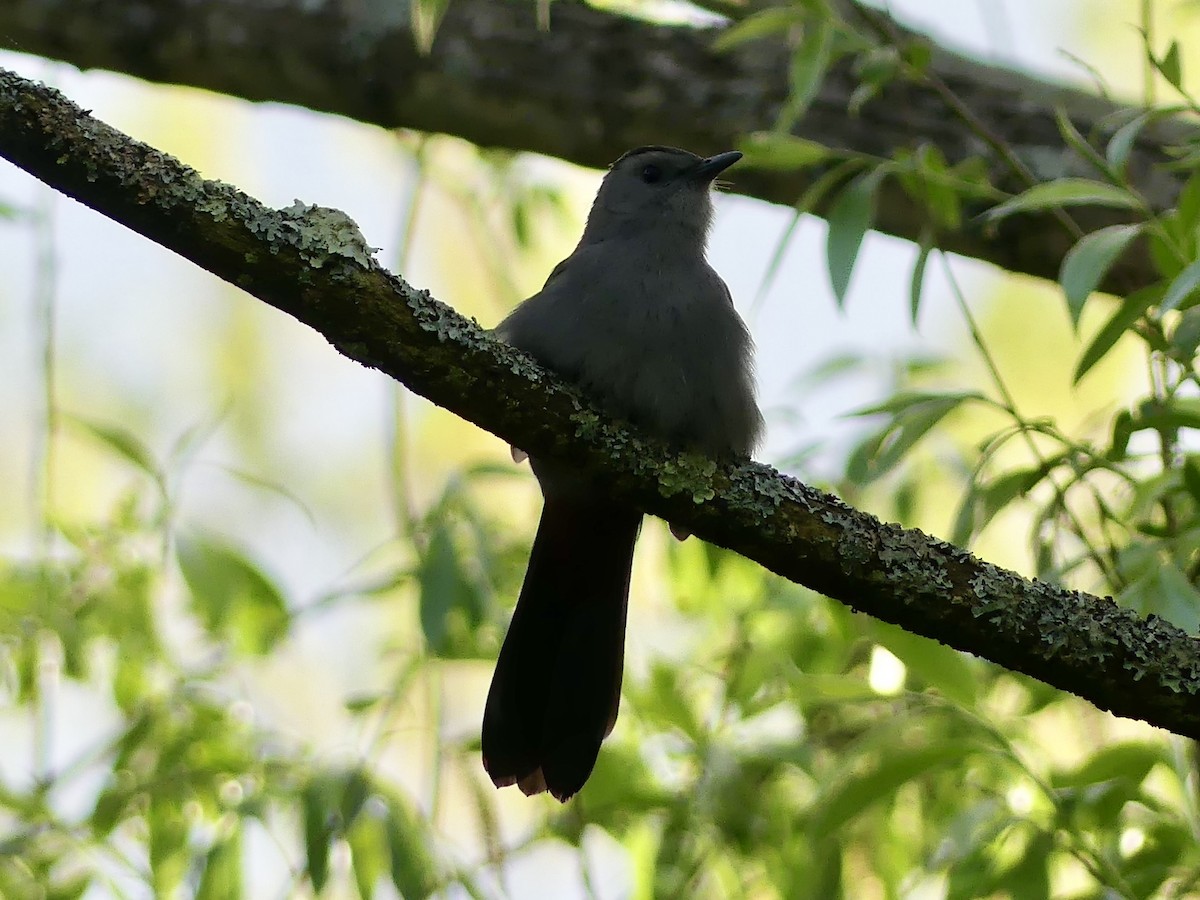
left=641, top=164, right=662, bottom=184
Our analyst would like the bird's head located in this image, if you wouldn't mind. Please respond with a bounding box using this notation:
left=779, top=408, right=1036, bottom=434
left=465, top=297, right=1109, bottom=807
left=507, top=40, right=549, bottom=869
left=581, top=146, right=742, bottom=244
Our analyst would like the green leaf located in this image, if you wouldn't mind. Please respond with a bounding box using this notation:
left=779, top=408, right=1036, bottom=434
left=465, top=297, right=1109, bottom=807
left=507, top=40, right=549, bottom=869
left=1184, top=456, right=1200, bottom=503
left=911, top=144, right=962, bottom=230
left=1177, top=171, right=1200, bottom=230
left=789, top=673, right=881, bottom=707
left=1054, top=108, right=1109, bottom=178
left=748, top=161, right=866, bottom=308
left=1059, top=224, right=1142, bottom=329
left=1074, top=283, right=1161, bottom=383
left=1158, top=40, right=1183, bottom=89
left=66, top=414, right=165, bottom=487
left=176, top=533, right=290, bottom=655
left=982, top=179, right=1141, bottom=221
left=416, top=522, right=484, bottom=657
left=1126, top=474, right=1192, bottom=525
left=113, top=656, right=149, bottom=712
left=753, top=207, right=805, bottom=309
left=826, top=169, right=884, bottom=306
left=952, top=457, right=1067, bottom=546
left=1106, top=112, right=1152, bottom=174
left=1128, top=396, right=1200, bottom=435
left=384, top=792, right=438, bottom=900
left=303, top=778, right=336, bottom=893
left=846, top=392, right=982, bottom=482
left=339, top=768, right=372, bottom=826
left=1170, top=307, right=1200, bottom=359
left=1150, top=564, right=1200, bottom=633
left=1051, top=741, right=1166, bottom=789
left=778, top=15, right=834, bottom=129
left=91, top=785, right=130, bottom=837
left=855, top=45, right=901, bottom=88
left=148, top=797, right=189, bottom=896
left=869, top=623, right=977, bottom=707
left=996, top=830, right=1051, bottom=898
left=811, top=743, right=976, bottom=835
left=934, top=798, right=1009, bottom=871
left=571, top=743, right=670, bottom=814
left=1108, top=409, right=1135, bottom=460
left=196, top=827, right=244, bottom=900
left=711, top=7, right=804, bottom=51
left=344, top=692, right=383, bottom=713
left=347, top=811, right=389, bottom=900
left=1160, top=257, right=1200, bottom=313
left=848, top=46, right=900, bottom=114
left=1163, top=143, right=1200, bottom=172
left=850, top=390, right=985, bottom=418
left=950, top=483, right=981, bottom=548
left=801, top=159, right=868, bottom=216
left=1122, top=824, right=1186, bottom=899
left=211, top=465, right=315, bottom=525
left=411, top=0, right=450, bottom=54
left=738, top=133, right=833, bottom=171
left=45, top=872, right=91, bottom=900
left=910, top=229, right=934, bottom=325
left=640, top=662, right=703, bottom=740
left=901, top=38, right=932, bottom=74
left=1148, top=224, right=1186, bottom=280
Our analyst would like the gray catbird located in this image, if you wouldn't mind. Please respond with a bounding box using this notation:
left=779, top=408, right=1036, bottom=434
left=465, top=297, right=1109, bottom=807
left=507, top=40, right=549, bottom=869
left=482, top=146, right=763, bottom=801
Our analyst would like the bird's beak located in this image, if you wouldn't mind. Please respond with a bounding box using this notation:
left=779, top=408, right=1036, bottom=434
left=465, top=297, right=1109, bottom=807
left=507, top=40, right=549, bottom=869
left=691, top=150, right=742, bottom=182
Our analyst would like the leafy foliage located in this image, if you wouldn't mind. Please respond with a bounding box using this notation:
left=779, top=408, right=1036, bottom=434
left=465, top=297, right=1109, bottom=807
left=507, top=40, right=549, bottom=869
left=5, top=1, right=1200, bottom=897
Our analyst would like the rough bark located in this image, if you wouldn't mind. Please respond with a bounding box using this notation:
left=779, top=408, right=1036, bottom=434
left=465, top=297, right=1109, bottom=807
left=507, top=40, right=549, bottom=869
left=0, top=0, right=1193, bottom=293
left=2, top=66, right=1197, bottom=739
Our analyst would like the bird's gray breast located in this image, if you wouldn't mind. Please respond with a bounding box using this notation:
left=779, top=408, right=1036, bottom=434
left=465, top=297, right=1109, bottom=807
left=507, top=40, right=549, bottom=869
left=498, top=241, right=761, bottom=457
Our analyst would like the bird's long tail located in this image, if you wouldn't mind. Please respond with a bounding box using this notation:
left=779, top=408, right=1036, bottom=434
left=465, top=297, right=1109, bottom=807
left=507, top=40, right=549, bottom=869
left=482, top=493, right=641, bottom=801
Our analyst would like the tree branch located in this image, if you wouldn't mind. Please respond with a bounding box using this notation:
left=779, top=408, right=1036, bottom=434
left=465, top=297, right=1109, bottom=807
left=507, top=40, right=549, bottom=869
left=2, top=67, right=1197, bottom=738
left=0, top=0, right=1191, bottom=293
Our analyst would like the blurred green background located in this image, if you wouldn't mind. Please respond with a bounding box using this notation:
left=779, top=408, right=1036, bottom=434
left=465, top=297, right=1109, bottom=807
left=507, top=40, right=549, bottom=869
left=3, top=0, right=1200, bottom=897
